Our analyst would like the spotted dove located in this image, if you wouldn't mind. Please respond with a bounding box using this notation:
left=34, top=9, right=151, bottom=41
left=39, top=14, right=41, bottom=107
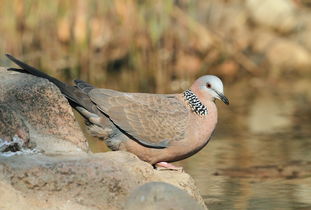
left=6, top=54, right=229, bottom=169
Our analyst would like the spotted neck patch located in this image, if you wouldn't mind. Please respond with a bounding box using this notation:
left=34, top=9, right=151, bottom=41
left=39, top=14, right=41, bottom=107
left=183, top=89, right=208, bottom=116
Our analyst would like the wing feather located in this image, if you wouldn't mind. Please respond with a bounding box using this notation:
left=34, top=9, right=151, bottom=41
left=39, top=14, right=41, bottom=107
left=89, top=89, right=189, bottom=148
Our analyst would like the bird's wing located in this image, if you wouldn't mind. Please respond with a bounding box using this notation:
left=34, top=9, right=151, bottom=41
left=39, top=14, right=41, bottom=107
left=88, top=89, right=189, bottom=148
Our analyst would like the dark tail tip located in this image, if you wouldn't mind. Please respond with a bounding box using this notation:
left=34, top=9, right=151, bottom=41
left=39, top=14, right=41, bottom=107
left=5, top=54, right=15, bottom=61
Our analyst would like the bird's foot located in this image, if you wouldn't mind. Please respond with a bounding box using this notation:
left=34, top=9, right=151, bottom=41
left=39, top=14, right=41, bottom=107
left=155, top=162, right=183, bottom=172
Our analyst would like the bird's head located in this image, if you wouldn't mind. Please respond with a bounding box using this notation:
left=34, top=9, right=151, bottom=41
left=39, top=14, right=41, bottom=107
left=191, top=75, right=229, bottom=105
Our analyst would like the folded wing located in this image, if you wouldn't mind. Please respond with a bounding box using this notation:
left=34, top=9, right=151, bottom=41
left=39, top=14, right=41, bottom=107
left=89, top=89, right=189, bottom=148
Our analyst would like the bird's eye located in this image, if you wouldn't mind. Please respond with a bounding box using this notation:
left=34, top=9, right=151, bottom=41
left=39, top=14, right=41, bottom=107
left=206, top=83, right=211, bottom=88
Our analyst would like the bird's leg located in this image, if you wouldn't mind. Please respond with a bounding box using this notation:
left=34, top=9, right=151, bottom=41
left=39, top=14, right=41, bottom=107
left=155, top=162, right=183, bottom=172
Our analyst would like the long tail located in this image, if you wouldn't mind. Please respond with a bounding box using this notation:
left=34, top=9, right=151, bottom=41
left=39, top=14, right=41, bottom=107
left=5, top=54, right=100, bottom=116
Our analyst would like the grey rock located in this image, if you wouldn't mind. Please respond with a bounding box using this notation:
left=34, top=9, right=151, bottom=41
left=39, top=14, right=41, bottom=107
left=0, top=103, right=30, bottom=144
left=0, top=152, right=207, bottom=210
left=125, top=182, right=206, bottom=210
left=0, top=67, right=88, bottom=154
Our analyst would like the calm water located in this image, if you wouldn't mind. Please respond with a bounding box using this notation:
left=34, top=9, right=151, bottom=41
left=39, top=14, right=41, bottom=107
left=178, top=134, right=311, bottom=210
left=87, top=78, right=311, bottom=210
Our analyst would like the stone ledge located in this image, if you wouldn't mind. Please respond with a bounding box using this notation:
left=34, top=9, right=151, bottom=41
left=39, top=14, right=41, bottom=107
left=0, top=152, right=206, bottom=210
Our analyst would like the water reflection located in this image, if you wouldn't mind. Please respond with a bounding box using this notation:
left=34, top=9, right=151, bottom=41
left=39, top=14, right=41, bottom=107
left=178, top=135, right=311, bottom=210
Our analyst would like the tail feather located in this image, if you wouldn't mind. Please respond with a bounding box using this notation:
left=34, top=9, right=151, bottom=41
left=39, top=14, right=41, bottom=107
left=6, top=54, right=68, bottom=91
left=6, top=54, right=79, bottom=103
left=74, top=79, right=94, bottom=94
left=5, top=54, right=100, bottom=116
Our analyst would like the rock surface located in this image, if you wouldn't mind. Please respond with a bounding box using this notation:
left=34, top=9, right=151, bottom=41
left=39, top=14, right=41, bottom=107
left=0, top=68, right=207, bottom=209
left=125, top=182, right=205, bottom=210
left=0, top=152, right=207, bottom=210
left=0, top=67, right=88, bottom=154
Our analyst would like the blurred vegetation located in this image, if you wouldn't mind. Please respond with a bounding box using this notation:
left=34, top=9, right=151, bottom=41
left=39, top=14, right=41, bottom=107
left=1, top=0, right=311, bottom=93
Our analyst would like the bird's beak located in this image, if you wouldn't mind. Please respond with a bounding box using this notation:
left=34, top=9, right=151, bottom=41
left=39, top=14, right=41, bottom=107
left=217, top=92, right=229, bottom=105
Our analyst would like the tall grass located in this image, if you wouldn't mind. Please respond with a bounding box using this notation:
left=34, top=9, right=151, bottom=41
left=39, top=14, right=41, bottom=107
left=0, top=0, right=253, bottom=92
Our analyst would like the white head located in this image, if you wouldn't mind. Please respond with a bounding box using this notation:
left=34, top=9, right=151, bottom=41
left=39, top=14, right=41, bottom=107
left=191, top=75, right=229, bottom=105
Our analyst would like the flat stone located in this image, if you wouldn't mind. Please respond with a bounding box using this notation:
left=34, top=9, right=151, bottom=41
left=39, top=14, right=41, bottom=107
left=0, top=151, right=207, bottom=210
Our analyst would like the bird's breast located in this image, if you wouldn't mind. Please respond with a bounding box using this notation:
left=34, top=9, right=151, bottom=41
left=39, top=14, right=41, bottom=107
left=186, top=106, right=217, bottom=145
left=163, top=103, right=218, bottom=162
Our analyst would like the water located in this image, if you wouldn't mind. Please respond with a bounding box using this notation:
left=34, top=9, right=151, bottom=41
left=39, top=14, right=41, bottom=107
left=0, top=136, right=39, bottom=157
left=87, top=78, right=311, bottom=210
left=178, top=135, right=311, bottom=210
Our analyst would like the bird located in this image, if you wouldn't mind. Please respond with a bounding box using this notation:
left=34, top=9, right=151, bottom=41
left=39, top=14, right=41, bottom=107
left=6, top=54, right=229, bottom=170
